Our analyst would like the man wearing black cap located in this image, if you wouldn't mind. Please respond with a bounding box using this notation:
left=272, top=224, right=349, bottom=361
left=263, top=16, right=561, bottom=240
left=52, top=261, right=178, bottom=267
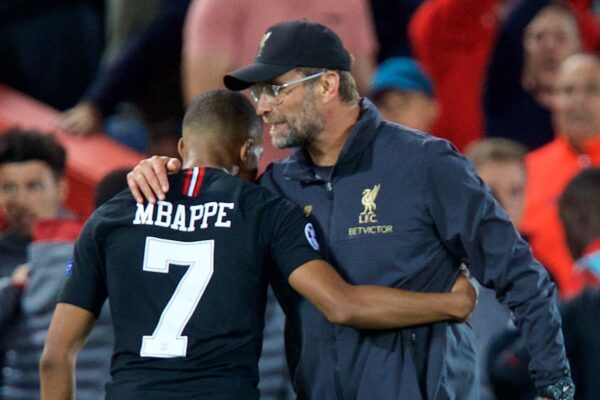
left=127, top=19, right=574, bottom=400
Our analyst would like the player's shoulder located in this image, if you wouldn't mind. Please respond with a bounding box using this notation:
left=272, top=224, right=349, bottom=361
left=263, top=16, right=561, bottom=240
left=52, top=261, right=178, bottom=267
left=240, top=176, right=292, bottom=211
left=96, top=187, right=136, bottom=213
left=81, top=188, right=137, bottom=234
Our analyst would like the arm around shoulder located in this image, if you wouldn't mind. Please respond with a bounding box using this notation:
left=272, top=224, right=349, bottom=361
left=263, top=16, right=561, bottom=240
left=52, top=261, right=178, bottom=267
left=288, top=260, right=477, bottom=329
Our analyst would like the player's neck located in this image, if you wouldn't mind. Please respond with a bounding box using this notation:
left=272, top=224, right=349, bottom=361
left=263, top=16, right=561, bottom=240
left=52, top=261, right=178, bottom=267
left=182, top=156, right=235, bottom=175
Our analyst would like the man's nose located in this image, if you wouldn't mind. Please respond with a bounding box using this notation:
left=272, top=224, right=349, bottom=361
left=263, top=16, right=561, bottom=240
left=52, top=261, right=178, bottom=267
left=12, top=188, right=29, bottom=205
left=255, top=94, right=273, bottom=116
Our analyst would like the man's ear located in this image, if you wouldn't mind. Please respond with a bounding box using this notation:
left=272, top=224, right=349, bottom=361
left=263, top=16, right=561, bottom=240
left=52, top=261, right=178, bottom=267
left=177, top=137, right=185, bottom=160
left=319, top=71, right=341, bottom=103
left=239, top=138, right=254, bottom=163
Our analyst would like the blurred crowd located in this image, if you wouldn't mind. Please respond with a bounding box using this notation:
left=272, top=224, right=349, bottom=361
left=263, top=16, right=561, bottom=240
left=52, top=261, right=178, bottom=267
left=0, top=0, right=599, bottom=399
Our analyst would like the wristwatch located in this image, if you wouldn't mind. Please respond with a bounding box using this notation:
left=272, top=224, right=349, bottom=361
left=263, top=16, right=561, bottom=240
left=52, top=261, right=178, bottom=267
left=537, top=379, right=575, bottom=400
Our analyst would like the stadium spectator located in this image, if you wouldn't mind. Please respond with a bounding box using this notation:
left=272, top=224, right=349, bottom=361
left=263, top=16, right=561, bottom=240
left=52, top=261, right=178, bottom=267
left=0, top=129, right=68, bottom=278
left=521, top=53, right=600, bottom=298
left=40, top=89, right=477, bottom=400
left=466, top=138, right=528, bottom=228
left=409, top=0, right=511, bottom=151
left=127, top=20, right=574, bottom=400
left=0, top=129, right=113, bottom=399
left=483, top=0, right=592, bottom=150
left=488, top=167, right=600, bottom=400
left=0, top=129, right=69, bottom=394
left=557, top=168, right=600, bottom=400
left=465, top=137, right=528, bottom=400
left=368, top=57, right=438, bottom=132
left=58, top=0, right=190, bottom=157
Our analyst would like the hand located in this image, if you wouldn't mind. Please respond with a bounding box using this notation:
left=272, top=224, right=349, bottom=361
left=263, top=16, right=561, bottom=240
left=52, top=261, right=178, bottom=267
left=57, top=102, right=103, bottom=135
left=11, top=263, right=30, bottom=289
left=127, top=156, right=182, bottom=203
left=449, top=272, right=478, bottom=322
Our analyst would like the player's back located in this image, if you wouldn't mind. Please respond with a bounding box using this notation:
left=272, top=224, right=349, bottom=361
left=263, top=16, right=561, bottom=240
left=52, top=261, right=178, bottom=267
left=64, top=167, right=299, bottom=399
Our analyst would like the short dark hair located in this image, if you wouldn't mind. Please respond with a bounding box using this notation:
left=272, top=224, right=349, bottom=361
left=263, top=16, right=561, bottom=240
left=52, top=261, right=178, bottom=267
left=465, top=138, right=527, bottom=168
left=0, top=128, right=66, bottom=178
left=558, top=168, right=600, bottom=259
left=94, top=168, right=130, bottom=209
left=559, top=168, right=600, bottom=219
left=183, top=89, right=262, bottom=148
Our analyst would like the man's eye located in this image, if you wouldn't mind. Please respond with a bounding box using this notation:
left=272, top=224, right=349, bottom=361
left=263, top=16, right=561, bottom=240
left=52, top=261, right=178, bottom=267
left=266, top=86, right=279, bottom=97
left=0, top=182, right=17, bottom=194
left=27, top=181, right=44, bottom=191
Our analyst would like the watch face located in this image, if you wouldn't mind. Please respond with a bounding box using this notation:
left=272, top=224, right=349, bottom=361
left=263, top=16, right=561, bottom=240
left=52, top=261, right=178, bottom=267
left=541, top=379, right=575, bottom=400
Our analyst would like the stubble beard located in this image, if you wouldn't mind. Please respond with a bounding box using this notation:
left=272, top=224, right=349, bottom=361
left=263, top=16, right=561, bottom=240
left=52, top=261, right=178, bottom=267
left=271, top=89, right=326, bottom=149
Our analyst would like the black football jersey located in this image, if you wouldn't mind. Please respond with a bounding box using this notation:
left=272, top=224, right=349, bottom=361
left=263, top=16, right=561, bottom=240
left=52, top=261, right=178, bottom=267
left=59, top=167, right=322, bottom=399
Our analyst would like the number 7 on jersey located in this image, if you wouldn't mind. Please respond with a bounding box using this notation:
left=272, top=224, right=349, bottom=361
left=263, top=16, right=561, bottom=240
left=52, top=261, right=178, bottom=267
left=140, top=237, right=214, bottom=358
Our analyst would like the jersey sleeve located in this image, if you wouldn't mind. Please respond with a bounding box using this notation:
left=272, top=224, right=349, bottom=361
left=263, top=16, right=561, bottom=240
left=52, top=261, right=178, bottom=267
left=58, top=216, right=108, bottom=318
left=263, top=198, right=323, bottom=280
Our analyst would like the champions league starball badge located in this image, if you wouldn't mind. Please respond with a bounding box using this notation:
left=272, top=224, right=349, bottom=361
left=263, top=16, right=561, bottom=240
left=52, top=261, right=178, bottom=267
left=304, top=223, right=320, bottom=251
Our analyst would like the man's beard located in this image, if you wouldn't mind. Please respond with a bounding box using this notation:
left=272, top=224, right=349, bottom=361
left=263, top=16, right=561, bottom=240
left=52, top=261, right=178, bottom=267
left=271, top=89, right=326, bottom=149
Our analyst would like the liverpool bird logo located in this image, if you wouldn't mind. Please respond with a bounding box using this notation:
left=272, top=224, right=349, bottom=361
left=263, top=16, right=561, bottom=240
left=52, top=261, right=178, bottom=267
left=359, top=184, right=380, bottom=223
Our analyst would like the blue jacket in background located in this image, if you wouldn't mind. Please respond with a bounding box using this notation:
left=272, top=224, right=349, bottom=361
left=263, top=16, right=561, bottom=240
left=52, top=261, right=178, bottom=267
left=261, top=98, right=570, bottom=400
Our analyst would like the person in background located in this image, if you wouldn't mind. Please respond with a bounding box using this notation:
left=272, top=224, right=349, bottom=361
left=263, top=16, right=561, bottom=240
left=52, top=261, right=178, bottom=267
left=0, top=128, right=69, bottom=395
left=521, top=53, right=600, bottom=299
left=483, top=0, right=595, bottom=150
left=369, top=57, right=439, bottom=132
left=465, top=137, right=528, bottom=400
left=466, top=138, right=528, bottom=228
left=0, top=129, right=113, bottom=399
left=58, top=0, right=191, bottom=157
left=488, top=167, right=600, bottom=400
left=0, top=129, right=68, bottom=278
left=409, top=0, right=514, bottom=151
left=557, top=167, right=600, bottom=400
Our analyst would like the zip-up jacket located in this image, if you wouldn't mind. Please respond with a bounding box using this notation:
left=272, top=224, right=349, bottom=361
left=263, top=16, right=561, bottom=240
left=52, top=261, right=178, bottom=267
left=260, top=98, right=571, bottom=400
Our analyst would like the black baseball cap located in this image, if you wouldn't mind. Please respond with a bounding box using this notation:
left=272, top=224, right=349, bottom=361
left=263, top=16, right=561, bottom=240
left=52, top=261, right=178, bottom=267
left=224, top=19, right=352, bottom=91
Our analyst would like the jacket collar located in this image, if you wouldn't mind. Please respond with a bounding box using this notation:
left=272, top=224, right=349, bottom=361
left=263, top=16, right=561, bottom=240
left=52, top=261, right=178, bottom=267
left=281, top=98, right=383, bottom=182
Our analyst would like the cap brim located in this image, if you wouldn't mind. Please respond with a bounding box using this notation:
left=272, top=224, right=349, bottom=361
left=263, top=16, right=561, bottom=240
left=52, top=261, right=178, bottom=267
left=224, top=63, right=294, bottom=91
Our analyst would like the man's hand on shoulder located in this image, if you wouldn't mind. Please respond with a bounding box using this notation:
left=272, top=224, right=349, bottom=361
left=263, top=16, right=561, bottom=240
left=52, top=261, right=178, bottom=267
left=127, top=156, right=181, bottom=203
